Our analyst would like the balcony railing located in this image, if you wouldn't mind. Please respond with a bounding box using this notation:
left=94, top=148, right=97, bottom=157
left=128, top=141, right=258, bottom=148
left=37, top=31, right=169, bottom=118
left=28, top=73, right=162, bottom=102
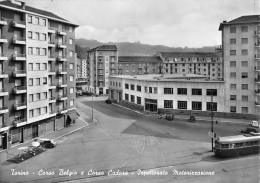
left=255, top=102, right=260, bottom=105
left=255, top=66, right=260, bottom=70
left=13, top=117, right=27, bottom=124
left=13, top=70, right=26, bottom=74
left=57, top=108, right=67, bottom=114
left=255, top=90, right=260, bottom=93
left=13, top=36, right=26, bottom=42
left=13, top=53, right=26, bottom=60
left=256, top=78, right=260, bottom=82
left=12, top=20, right=26, bottom=28
left=255, top=54, right=260, bottom=58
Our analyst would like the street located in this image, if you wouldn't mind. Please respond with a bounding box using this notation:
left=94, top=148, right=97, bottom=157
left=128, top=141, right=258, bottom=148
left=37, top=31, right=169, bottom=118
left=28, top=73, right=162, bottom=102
left=0, top=98, right=258, bottom=183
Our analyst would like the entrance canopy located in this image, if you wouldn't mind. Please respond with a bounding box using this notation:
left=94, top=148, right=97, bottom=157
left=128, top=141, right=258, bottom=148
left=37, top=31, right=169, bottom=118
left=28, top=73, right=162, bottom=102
left=68, top=111, right=79, bottom=121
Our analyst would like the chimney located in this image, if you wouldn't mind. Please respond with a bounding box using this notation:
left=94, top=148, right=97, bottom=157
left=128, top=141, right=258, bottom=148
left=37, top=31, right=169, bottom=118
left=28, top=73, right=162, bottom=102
left=21, top=1, right=26, bottom=10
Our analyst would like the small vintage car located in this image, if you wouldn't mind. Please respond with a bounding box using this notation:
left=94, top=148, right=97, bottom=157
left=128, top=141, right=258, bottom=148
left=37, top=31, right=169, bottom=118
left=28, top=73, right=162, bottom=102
left=39, top=139, right=56, bottom=148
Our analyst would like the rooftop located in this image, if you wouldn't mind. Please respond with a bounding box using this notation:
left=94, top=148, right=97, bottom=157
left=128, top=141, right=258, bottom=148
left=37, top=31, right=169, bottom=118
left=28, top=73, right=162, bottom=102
left=109, top=74, right=224, bottom=83
left=158, top=52, right=221, bottom=58
left=89, top=45, right=118, bottom=52
left=0, top=0, right=78, bottom=26
left=219, top=15, right=260, bottom=30
left=118, top=56, right=163, bottom=63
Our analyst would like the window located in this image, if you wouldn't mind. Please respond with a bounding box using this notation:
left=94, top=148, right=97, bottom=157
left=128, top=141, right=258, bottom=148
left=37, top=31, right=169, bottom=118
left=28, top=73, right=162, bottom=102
left=230, top=72, right=236, bottom=78
left=241, top=26, right=248, bottom=32
left=192, top=88, right=202, bottom=95
left=131, top=95, right=135, bottom=103
left=137, top=85, right=141, bottom=92
left=28, top=15, right=32, bottom=23
left=149, top=87, right=152, bottom=93
left=29, top=110, right=33, bottom=118
left=241, top=61, right=248, bottom=67
left=145, top=87, right=147, bottom=93
left=192, top=101, right=202, bottom=110
left=42, top=92, right=47, bottom=100
left=41, top=33, right=46, bottom=41
left=42, top=19, right=46, bottom=26
left=242, top=84, right=248, bottom=90
left=36, top=32, right=40, bottom=40
left=230, top=106, right=236, bottom=113
left=207, top=102, right=217, bottom=111
left=242, top=107, right=248, bottom=114
left=164, top=88, right=173, bottom=94
left=43, top=77, right=47, bottom=84
left=70, top=75, right=74, bottom=81
left=125, top=94, right=129, bottom=101
left=178, top=101, right=187, bottom=109
left=242, top=38, right=248, bottom=44
left=36, top=63, right=40, bottom=70
left=42, top=106, right=47, bottom=114
left=230, top=61, right=236, bottom=67
left=230, top=95, right=236, bottom=100
left=70, top=87, right=74, bottom=93
left=230, top=50, right=236, bottom=55
left=242, top=49, right=248, bottom=55
left=29, top=78, right=33, bottom=86
left=242, top=96, right=248, bottom=101
left=125, top=84, right=129, bottom=89
left=35, top=17, right=39, bottom=25
left=43, top=63, right=47, bottom=70
left=241, top=72, right=248, bottom=78
left=230, top=84, right=236, bottom=89
left=230, top=27, right=236, bottom=33
left=69, top=26, right=73, bottom=32
left=164, top=100, right=173, bottom=108
left=177, top=88, right=187, bottom=95
left=36, top=93, right=40, bottom=101
left=70, top=99, right=74, bottom=106
left=42, top=48, right=46, bottom=55
left=36, top=78, right=40, bottom=85
left=206, top=89, right=217, bottom=96
left=154, top=87, right=157, bottom=94
left=131, top=84, right=135, bottom=90
left=35, top=108, right=40, bottom=116
left=28, top=31, right=32, bottom=39
left=29, top=94, right=33, bottom=102
left=36, top=47, right=40, bottom=55
left=230, top=38, right=236, bottom=44
left=69, top=51, right=73, bottom=57
left=28, top=47, right=33, bottom=55
left=69, top=39, right=73, bottom=44
left=69, top=63, right=74, bottom=69
left=28, top=63, right=33, bottom=70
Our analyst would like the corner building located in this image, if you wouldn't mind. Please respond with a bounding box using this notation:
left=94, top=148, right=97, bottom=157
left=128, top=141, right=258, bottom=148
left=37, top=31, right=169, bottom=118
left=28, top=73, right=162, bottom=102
left=0, top=0, right=78, bottom=150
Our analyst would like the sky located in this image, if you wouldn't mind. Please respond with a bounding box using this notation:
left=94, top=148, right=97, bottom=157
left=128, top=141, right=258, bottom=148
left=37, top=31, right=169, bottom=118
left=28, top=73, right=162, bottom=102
left=25, top=0, right=257, bottom=47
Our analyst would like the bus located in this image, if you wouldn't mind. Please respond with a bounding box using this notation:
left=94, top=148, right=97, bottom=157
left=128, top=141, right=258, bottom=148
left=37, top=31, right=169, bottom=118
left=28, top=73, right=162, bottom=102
left=214, top=134, right=260, bottom=158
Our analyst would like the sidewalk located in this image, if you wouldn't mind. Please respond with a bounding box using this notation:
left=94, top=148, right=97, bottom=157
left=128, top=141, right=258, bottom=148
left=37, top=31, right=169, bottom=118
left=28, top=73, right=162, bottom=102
left=0, top=109, right=92, bottom=163
left=112, top=103, right=250, bottom=124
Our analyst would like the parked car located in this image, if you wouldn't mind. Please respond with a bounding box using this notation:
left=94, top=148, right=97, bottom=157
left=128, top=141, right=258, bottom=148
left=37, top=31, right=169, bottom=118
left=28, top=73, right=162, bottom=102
left=39, top=139, right=56, bottom=148
left=105, top=100, right=112, bottom=104
left=76, top=90, right=83, bottom=96
left=83, top=91, right=92, bottom=96
left=241, top=126, right=260, bottom=134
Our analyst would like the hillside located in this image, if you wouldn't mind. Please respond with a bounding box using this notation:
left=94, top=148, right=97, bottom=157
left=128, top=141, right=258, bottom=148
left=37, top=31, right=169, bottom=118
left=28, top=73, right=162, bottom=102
left=75, top=39, right=218, bottom=57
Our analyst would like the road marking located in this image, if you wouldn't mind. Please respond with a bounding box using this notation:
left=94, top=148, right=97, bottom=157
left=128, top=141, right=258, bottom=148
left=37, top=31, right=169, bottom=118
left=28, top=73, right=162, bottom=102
left=112, top=103, right=152, bottom=117
left=79, top=117, right=89, bottom=125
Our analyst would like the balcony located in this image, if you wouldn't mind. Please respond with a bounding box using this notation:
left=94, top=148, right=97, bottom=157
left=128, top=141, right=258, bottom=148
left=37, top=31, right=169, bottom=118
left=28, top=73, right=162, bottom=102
left=255, top=55, right=260, bottom=59
left=48, top=27, right=56, bottom=34
left=12, top=20, right=26, bottom=29
left=0, top=17, right=7, bottom=25
left=13, top=86, right=27, bottom=94
left=48, top=41, right=55, bottom=47
left=57, top=94, right=68, bottom=101
left=13, top=53, right=26, bottom=61
left=57, top=69, right=67, bottom=75
left=76, top=78, right=88, bottom=83
left=57, top=29, right=66, bottom=36
left=0, top=71, right=8, bottom=78
left=48, top=96, right=56, bottom=103
left=0, top=36, right=7, bottom=43
left=13, top=117, right=27, bottom=127
left=13, top=70, right=26, bottom=77
left=49, top=110, right=57, bottom=117
left=256, top=90, right=260, bottom=95
left=0, top=106, right=8, bottom=114
left=12, top=37, right=26, bottom=44
left=57, top=108, right=68, bottom=114
left=255, top=66, right=260, bottom=72
left=57, top=56, right=67, bottom=62
left=0, top=89, right=8, bottom=96
left=57, top=42, right=67, bottom=49
left=48, top=69, right=56, bottom=75
left=0, top=53, right=7, bottom=60
left=98, top=73, right=104, bottom=75
left=48, top=55, right=56, bottom=61
left=256, top=78, right=260, bottom=83
left=255, top=102, right=260, bottom=107
left=57, top=82, right=67, bottom=88
left=14, top=102, right=27, bottom=110
left=48, top=83, right=56, bottom=89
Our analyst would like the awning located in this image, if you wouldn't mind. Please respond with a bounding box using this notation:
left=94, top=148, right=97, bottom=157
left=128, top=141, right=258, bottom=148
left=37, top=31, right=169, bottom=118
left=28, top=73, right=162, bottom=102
left=68, top=111, right=79, bottom=121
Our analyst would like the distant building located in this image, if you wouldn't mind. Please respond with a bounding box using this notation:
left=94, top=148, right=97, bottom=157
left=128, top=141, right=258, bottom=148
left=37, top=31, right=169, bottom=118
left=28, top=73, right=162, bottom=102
left=86, top=45, right=118, bottom=95
left=76, top=58, right=88, bottom=89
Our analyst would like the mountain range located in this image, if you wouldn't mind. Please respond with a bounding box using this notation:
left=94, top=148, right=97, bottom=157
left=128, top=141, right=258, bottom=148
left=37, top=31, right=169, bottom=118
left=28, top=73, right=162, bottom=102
left=75, top=39, right=218, bottom=59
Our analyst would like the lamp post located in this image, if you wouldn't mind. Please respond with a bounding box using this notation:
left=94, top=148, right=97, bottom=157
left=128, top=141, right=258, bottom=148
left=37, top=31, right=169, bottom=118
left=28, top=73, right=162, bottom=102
left=210, top=93, right=214, bottom=152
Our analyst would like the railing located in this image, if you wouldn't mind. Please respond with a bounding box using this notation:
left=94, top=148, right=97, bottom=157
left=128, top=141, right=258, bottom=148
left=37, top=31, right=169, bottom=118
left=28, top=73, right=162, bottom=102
left=255, top=66, right=260, bottom=70
left=76, top=78, right=88, bottom=82
left=12, top=20, right=25, bottom=25
left=13, top=37, right=26, bottom=42
left=57, top=42, right=66, bottom=46
left=14, top=102, right=27, bottom=107
left=48, top=41, right=55, bottom=44
left=14, top=86, right=26, bottom=90
left=255, top=54, right=260, bottom=58
left=255, top=90, right=260, bottom=93
left=13, top=117, right=27, bottom=124
left=57, top=107, right=67, bottom=113
left=13, top=53, right=26, bottom=58
left=57, top=69, right=66, bottom=72
left=58, top=82, right=66, bottom=86
left=13, top=70, right=26, bottom=74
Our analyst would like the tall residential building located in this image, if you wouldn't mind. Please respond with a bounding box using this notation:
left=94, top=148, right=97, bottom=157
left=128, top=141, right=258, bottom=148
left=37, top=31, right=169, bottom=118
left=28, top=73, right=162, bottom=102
left=118, top=56, right=163, bottom=75
left=86, top=45, right=118, bottom=95
left=219, top=15, right=260, bottom=117
left=0, top=0, right=78, bottom=150
left=76, top=58, right=88, bottom=89
left=156, top=52, right=223, bottom=80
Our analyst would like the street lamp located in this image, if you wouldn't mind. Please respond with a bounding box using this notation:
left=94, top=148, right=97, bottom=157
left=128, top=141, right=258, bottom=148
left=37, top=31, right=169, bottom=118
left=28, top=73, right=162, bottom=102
left=211, top=94, right=214, bottom=152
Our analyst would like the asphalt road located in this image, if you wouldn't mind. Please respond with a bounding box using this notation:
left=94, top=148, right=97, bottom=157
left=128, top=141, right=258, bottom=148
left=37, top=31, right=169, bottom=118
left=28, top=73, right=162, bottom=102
left=0, top=100, right=258, bottom=183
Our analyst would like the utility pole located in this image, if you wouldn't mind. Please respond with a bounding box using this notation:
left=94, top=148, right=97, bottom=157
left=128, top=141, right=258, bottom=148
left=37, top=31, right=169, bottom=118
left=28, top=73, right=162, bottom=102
left=92, top=93, right=94, bottom=122
left=211, top=93, right=214, bottom=152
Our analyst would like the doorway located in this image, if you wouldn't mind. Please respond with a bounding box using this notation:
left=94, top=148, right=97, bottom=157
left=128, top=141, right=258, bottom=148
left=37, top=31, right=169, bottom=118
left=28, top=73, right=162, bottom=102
left=145, top=98, right=158, bottom=112
left=1, top=133, right=7, bottom=149
left=32, top=124, right=38, bottom=139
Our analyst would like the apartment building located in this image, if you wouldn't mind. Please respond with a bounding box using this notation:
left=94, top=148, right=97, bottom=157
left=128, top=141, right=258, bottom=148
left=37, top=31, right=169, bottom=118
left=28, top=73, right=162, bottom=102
left=219, top=15, right=260, bottom=118
left=86, top=45, right=118, bottom=95
left=156, top=52, right=223, bottom=80
left=0, top=0, right=78, bottom=151
left=118, top=56, right=163, bottom=75
left=76, top=58, right=87, bottom=89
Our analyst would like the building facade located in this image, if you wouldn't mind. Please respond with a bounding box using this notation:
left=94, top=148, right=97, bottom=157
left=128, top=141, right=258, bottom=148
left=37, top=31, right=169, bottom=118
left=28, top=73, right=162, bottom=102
left=0, top=0, right=78, bottom=151
left=156, top=52, right=223, bottom=80
left=86, top=45, right=118, bottom=95
left=219, top=15, right=260, bottom=117
left=118, top=56, right=163, bottom=75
